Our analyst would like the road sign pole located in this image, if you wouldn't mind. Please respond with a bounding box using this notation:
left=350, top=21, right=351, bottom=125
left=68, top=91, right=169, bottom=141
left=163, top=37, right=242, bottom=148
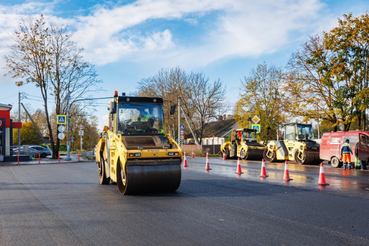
left=80, top=135, right=83, bottom=155
left=65, top=108, right=71, bottom=161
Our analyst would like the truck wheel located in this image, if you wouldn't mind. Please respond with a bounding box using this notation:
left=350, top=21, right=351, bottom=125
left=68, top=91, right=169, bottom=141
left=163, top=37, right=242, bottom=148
left=98, top=158, right=110, bottom=185
left=330, top=156, right=341, bottom=168
left=294, top=151, right=306, bottom=165
left=117, top=161, right=129, bottom=195
left=263, top=148, right=275, bottom=162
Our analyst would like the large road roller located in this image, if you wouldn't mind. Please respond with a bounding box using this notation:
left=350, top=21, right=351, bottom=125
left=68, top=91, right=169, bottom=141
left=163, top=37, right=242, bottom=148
left=263, top=123, right=320, bottom=164
left=220, top=128, right=265, bottom=160
left=95, top=91, right=182, bottom=195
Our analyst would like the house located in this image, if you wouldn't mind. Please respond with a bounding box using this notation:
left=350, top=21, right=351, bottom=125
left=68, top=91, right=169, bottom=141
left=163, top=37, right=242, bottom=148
left=183, top=115, right=240, bottom=154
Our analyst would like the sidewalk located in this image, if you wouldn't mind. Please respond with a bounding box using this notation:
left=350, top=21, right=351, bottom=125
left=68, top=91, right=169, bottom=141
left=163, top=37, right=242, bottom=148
left=0, top=153, right=92, bottom=166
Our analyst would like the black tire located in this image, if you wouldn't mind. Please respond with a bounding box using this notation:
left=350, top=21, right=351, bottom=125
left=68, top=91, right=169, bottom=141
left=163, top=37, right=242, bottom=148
left=294, top=150, right=306, bottom=165
left=223, top=148, right=229, bottom=159
left=240, top=149, right=247, bottom=159
left=41, top=153, right=47, bottom=158
left=330, top=156, right=341, bottom=168
left=98, top=158, right=110, bottom=185
left=117, top=160, right=129, bottom=195
left=263, top=148, right=275, bottom=162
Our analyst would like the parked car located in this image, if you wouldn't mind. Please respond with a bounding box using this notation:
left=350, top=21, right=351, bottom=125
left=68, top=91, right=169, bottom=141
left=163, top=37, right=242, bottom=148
left=15, top=145, right=51, bottom=158
left=320, top=131, right=369, bottom=168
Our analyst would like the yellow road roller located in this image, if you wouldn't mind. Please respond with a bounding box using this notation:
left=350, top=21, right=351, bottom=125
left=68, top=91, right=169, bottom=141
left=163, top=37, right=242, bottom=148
left=263, top=123, right=320, bottom=164
left=220, top=128, right=265, bottom=160
left=95, top=91, right=182, bottom=194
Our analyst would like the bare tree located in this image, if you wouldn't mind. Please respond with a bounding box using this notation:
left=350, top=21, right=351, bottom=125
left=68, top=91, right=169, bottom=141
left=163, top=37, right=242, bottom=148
left=138, top=67, right=189, bottom=139
left=138, top=68, right=225, bottom=144
left=182, top=72, right=225, bottom=144
left=5, top=15, right=101, bottom=158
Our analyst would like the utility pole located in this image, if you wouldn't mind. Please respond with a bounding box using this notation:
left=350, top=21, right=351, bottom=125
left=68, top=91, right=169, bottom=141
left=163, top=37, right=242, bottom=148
left=180, top=104, right=201, bottom=151
left=248, top=106, right=253, bottom=129
left=18, top=92, right=21, bottom=147
left=65, top=93, right=72, bottom=161
left=178, top=97, right=181, bottom=147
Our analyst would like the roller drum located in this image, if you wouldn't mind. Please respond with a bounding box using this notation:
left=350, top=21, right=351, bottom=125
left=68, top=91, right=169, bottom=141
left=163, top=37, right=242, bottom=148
left=125, top=158, right=181, bottom=194
left=245, top=149, right=264, bottom=160
left=303, top=151, right=321, bottom=164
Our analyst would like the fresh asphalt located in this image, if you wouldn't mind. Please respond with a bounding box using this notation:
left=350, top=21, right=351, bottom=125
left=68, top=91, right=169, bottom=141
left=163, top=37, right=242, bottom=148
left=0, top=156, right=368, bottom=245
left=184, top=156, right=369, bottom=198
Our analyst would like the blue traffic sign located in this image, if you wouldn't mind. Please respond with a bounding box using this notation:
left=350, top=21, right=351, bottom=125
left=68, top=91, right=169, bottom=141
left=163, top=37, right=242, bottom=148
left=252, top=124, right=261, bottom=133
left=57, top=115, right=67, bottom=124
left=180, top=125, right=185, bottom=130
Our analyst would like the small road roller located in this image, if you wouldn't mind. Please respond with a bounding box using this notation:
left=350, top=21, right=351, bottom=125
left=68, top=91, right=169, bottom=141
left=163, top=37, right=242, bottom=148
left=220, top=128, right=265, bottom=160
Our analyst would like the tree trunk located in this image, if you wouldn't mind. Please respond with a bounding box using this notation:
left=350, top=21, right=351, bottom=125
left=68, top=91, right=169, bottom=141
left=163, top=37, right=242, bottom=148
left=363, top=113, right=367, bottom=131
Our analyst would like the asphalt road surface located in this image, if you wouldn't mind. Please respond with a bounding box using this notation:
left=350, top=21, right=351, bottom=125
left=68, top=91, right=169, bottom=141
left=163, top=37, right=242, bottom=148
left=0, top=158, right=368, bottom=246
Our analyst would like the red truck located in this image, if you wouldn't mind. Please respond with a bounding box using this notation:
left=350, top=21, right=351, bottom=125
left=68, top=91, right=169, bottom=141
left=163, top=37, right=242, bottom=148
left=320, top=131, right=369, bottom=168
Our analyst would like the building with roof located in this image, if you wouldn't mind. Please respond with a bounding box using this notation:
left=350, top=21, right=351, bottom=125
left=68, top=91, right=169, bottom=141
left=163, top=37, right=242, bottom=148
left=183, top=115, right=240, bottom=154
left=0, top=103, right=24, bottom=161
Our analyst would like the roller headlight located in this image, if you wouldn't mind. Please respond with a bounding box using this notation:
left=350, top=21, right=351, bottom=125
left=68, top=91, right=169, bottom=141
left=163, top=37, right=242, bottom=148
left=129, top=153, right=141, bottom=157
left=168, top=152, right=179, bottom=156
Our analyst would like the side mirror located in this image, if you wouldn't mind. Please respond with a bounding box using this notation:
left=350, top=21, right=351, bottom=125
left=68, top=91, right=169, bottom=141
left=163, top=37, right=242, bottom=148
left=110, top=101, right=117, bottom=114
left=170, top=105, right=176, bottom=115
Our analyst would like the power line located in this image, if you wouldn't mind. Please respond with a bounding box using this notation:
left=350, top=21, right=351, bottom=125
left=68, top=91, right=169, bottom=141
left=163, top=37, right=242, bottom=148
left=0, top=94, right=18, bottom=100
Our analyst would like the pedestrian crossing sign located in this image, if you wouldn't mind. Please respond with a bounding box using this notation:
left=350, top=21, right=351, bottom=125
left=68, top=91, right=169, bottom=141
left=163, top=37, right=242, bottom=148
left=252, top=124, right=261, bottom=133
left=57, top=115, right=67, bottom=124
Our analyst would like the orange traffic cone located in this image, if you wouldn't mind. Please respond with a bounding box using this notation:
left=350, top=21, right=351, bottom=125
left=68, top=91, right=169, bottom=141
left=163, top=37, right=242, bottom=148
left=260, top=159, right=268, bottom=177
left=283, top=160, right=293, bottom=181
left=318, top=163, right=329, bottom=186
left=205, top=152, right=211, bottom=170
left=223, top=152, right=226, bottom=160
left=183, top=152, right=188, bottom=168
left=192, top=151, right=194, bottom=158
left=236, top=158, right=243, bottom=174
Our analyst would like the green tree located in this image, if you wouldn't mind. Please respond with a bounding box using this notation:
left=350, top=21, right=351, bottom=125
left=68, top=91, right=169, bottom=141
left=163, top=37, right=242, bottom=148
left=324, top=13, right=369, bottom=130
left=13, top=121, right=42, bottom=145
left=235, top=63, right=286, bottom=142
left=286, top=34, right=341, bottom=131
left=287, top=14, right=369, bottom=132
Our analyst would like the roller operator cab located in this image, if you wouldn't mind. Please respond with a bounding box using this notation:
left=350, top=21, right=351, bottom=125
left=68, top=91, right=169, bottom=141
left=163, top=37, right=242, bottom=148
left=95, top=91, right=183, bottom=195
left=263, top=123, right=321, bottom=164
left=220, top=128, right=265, bottom=160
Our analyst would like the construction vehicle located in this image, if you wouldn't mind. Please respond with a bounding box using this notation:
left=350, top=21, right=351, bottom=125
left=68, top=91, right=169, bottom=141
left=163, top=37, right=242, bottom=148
left=263, top=123, right=320, bottom=164
left=220, top=128, right=265, bottom=160
left=95, top=91, right=182, bottom=195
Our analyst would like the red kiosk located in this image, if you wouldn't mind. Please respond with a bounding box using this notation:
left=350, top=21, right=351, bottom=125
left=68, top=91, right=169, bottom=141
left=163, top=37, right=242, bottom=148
left=0, top=103, right=24, bottom=162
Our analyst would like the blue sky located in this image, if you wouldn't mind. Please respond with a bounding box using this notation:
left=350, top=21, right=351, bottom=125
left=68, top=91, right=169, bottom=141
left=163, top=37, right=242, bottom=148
left=0, top=0, right=368, bottom=129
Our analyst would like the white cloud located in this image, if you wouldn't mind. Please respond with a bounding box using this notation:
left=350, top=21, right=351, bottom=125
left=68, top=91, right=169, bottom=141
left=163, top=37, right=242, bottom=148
left=72, top=0, right=327, bottom=67
left=73, top=0, right=229, bottom=64
left=0, top=1, right=71, bottom=85
left=0, top=0, right=340, bottom=79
